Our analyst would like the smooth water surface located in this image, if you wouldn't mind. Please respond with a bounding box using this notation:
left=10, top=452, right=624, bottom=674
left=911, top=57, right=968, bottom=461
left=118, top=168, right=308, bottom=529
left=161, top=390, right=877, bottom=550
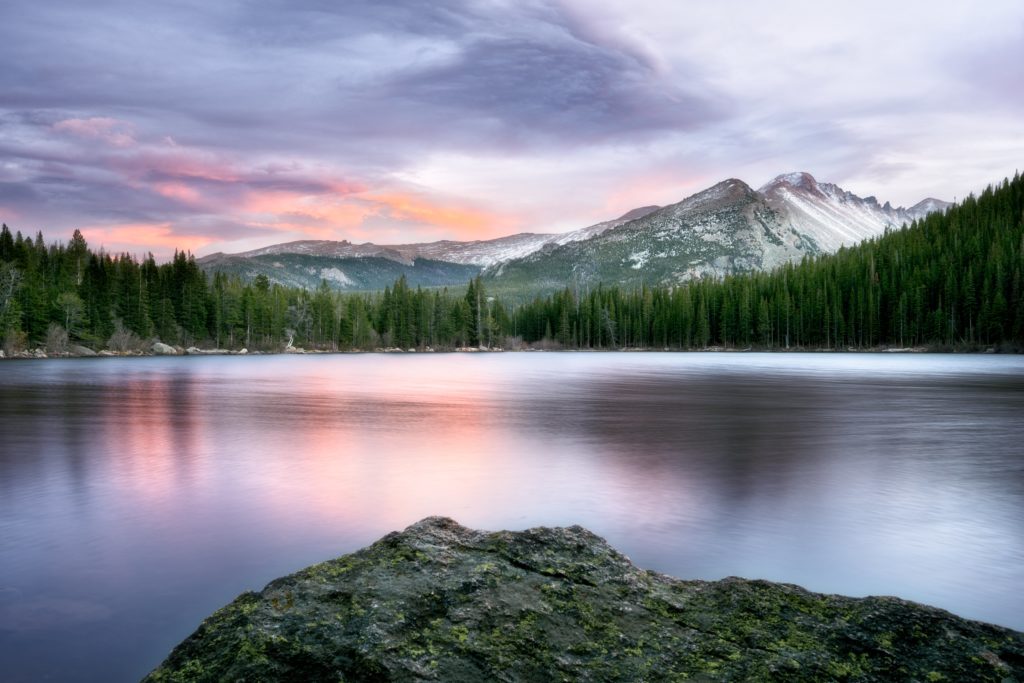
left=1, top=353, right=1023, bottom=681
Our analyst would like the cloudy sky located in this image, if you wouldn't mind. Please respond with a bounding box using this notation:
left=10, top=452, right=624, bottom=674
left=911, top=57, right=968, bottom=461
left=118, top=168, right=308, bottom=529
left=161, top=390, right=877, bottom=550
left=1, top=0, right=1022, bottom=259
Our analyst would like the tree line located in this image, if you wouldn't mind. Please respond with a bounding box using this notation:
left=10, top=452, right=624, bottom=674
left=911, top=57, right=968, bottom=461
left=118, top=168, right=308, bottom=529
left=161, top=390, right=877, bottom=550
left=1, top=173, right=1021, bottom=355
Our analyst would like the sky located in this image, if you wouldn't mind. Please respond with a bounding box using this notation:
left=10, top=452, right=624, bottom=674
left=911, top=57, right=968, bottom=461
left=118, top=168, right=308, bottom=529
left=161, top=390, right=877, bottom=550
left=1, top=0, right=1022, bottom=260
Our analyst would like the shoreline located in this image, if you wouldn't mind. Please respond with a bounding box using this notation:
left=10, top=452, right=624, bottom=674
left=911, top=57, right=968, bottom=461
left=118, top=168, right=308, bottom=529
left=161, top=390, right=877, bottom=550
left=0, top=343, right=1014, bottom=360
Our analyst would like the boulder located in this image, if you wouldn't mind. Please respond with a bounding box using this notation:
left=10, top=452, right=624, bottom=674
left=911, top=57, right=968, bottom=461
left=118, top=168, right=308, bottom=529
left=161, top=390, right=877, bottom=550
left=70, top=345, right=97, bottom=357
left=145, top=517, right=1023, bottom=682
left=151, top=342, right=178, bottom=356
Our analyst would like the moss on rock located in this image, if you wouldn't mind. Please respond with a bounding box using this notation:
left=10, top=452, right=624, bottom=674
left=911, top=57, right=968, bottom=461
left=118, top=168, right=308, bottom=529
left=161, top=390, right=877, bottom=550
left=145, top=517, right=1023, bottom=682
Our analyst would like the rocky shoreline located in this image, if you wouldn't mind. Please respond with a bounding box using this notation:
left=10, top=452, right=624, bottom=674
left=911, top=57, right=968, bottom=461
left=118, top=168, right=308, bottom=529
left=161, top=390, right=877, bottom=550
left=0, top=344, right=1009, bottom=360
left=145, top=517, right=1023, bottom=682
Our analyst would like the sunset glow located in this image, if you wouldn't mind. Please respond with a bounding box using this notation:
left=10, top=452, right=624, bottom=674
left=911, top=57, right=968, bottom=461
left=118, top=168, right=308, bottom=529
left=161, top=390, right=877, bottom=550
left=3, top=5, right=1023, bottom=680
left=1, top=1, right=1022, bottom=260
left=79, top=223, right=215, bottom=256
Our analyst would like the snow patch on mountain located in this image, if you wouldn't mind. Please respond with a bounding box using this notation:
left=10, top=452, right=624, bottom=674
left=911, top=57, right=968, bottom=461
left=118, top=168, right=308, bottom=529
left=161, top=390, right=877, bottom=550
left=319, top=267, right=354, bottom=286
left=549, top=206, right=661, bottom=247
left=628, top=250, right=650, bottom=269
left=398, top=233, right=557, bottom=267
left=758, top=173, right=949, bottom=253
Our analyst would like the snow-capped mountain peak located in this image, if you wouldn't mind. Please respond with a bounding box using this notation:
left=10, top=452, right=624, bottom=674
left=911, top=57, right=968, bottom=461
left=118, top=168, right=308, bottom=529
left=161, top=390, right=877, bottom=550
left=482, top=172, right=952, bottom=293
left=908, top=198, right=953, bottom=219
left=199, top=171, right=950, bottom=295
left=760, top=171, right=821, bottom=193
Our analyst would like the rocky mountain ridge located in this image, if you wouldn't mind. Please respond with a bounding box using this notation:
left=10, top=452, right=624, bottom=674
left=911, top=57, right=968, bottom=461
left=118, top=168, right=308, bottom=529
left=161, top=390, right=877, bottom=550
left=200, top=206, right=662, bottom=270
left=485, top=174, right=950, bottom=294
left=197, top=173, right=949, bottom=293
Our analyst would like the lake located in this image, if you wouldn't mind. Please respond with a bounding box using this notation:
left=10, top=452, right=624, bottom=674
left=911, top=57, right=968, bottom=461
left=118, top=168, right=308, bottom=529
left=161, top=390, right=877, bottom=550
left=1, top=353, right=1023, bottom=681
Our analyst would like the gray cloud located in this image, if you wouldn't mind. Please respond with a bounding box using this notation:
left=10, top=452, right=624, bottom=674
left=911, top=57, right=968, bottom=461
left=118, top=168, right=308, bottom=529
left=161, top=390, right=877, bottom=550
left=953, top=24, right=1024, bottom=111
left=0, top=0, right=1021, bottom=254
left=0, top=0, right=728, bottom=252
left=0, top=0, right=721, bottom=153
left=385, top=36, right=718, bottom=146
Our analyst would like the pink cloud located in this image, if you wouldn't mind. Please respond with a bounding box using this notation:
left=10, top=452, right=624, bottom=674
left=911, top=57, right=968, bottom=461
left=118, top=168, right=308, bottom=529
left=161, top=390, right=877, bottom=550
left=153, top=182, right=203, bottom=204
left=110, top=148, right=241, bottom=184
left=603, top=169, right=706, bottom=216
left=238, top=188, right=517, bottom=243
left=43, top=115, right=523, bottom=252
left=80, top=223, right=214, bottom=258
left=53, top=117, right=137, bottom=148
left=363, top=192, right=513, bottom=239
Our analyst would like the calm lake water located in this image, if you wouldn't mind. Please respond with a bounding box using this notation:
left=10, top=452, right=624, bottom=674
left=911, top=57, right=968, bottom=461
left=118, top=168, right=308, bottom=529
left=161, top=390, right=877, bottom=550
left=1, top=353, right=1023, bottom=681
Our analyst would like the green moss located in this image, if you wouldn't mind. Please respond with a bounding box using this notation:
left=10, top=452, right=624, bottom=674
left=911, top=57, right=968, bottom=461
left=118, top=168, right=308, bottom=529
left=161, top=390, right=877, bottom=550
left=158, top=658, right=205, bottom=683
left=144, top=518, right=1024, bottom=683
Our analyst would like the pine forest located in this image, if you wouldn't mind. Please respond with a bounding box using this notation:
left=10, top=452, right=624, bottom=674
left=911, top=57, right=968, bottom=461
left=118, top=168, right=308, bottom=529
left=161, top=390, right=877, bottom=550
left=1, top=173, right=1021, bottom=355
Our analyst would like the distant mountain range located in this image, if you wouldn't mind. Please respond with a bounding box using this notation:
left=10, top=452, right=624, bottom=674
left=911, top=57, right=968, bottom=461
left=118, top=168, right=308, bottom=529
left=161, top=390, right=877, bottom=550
left=197, top=173, right=949, bottom=294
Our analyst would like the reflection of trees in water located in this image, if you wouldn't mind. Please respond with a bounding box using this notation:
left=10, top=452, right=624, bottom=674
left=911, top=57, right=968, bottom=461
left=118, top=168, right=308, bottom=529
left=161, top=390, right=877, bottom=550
left=0, top=370, right=210, bottom=495
left=0, top=378, right=98, bottom=496
left=524, top=371, right=1024, bottom=508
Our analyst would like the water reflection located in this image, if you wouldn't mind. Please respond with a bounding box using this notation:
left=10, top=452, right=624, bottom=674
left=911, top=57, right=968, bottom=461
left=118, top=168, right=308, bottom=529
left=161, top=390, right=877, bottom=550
left=0, top=353, right=1023, bottom=682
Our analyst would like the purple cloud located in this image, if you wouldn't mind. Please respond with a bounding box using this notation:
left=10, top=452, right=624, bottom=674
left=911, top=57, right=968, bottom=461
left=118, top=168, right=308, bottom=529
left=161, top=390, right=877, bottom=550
left=0, top=0, right=1021, bottom=257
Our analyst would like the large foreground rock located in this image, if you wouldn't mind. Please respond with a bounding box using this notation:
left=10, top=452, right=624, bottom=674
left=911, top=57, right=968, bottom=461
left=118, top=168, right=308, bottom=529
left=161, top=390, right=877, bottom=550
left=145, top=518, right=1023, bottom=682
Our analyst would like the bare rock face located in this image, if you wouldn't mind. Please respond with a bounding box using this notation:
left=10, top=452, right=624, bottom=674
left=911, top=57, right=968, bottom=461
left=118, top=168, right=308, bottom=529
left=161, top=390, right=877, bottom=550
left=69, top=344, right=97, bottom=357
left=144, top=517, right=1023, bottom=682
left=151, top=342, right=178, bottom=355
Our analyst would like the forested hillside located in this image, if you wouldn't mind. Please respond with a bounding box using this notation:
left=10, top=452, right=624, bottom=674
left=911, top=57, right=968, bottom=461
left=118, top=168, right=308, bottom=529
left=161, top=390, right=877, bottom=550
left=0, top=174, right=1020, bottom=354
left=512, top=173, right=1023, bottom=350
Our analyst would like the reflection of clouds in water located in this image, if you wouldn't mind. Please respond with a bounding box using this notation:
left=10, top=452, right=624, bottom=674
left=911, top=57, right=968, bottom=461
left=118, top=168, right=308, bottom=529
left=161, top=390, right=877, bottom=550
left=526, top=372, right=840, bottom=501
left=0, top=587, right=23, bottom=602
left=0, top=596, right=112, bottom=631
left=516, top=361, right=1024, bottom=629
left=0, top=353, right=1023, bottom=682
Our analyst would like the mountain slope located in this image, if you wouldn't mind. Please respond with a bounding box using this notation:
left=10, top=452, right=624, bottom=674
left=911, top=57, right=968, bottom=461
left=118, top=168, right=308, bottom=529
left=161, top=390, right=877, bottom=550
left=505, top=173, right=1022, bottom=349
left=486, top=173, right=949, bottom=296
left=759, top=172, right=950, bottom=252
left=196, top=252, right=480, bottom=291
left=198, top=173, right=947, bottom=295
left=197, top=207, right=661, bottom=289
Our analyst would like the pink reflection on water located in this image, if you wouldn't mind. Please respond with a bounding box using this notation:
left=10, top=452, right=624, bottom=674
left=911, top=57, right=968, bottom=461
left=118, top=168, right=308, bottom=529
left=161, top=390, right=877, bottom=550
left=98, top=375, right=211, bottom=511
left=233, top=364, right=534, bottom=536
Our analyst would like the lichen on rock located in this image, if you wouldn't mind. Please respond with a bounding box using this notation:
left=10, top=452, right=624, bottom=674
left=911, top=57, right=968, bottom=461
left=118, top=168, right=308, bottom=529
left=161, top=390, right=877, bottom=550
left=145, top=517, right=1024, bottom=682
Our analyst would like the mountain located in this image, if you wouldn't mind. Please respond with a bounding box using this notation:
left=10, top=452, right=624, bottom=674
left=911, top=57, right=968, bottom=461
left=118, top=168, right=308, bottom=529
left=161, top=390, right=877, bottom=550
left=496, top=173, right=1021, bottom=350
left=485, top=173, right=950, bottom=295
left=197, top=173, right=948, bottom=294
left=197, top=206, right=661, bottom=290
left=195, top=252, right=480, bottom=292
left=757, top=172, right=950, bottom=252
